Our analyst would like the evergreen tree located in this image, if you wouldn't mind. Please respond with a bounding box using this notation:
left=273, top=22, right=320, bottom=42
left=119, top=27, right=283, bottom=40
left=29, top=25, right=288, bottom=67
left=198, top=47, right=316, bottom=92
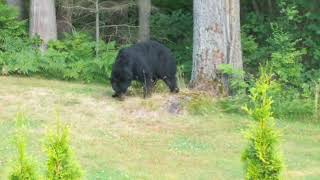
left=242, top=67, right=283, bottom=180
left=9, top=112, right=38, bottom=180
left=45, top=119, right=83, bottom=180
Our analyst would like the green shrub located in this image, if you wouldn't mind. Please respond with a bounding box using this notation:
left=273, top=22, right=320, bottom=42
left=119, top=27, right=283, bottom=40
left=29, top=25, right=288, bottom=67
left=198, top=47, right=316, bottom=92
left=45, top=119, right=83, bottom=180
left=0, top=22, right=118, bottom=83
left=217, top=64, right=250, bottom=95
left=315, top=82, right=320, bottom=120
left=0, top=3, right=26, bottom=41
left=0, top=37, right=40, bottom=76
left=242, top=0, right=320, bottom=84
left=218, top=95, right=249, bottom=115
left=267, top=25, right=306, bottom=87
left=0, top=3, right=34, bottom=75
left=42, top=33, right=118, bottom=83
left=242, top=67, right=283, bottom=180
left=4, top=48, right=40, bottom=75
left=270, top=83, right=314, bottom=120
left=9, top=112, right=38, bottom=180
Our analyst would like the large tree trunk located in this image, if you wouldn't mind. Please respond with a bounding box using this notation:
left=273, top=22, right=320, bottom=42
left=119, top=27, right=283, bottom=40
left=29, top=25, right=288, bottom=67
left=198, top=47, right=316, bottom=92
left=190, top=0, right=242, bottom=96
left=57, top=0, right=73, bottom=39
left=29, top=0, right=57, bottom=49
left=95, top=0, right=99, bottom=58
left=226, top=0, right=243, bottom=70
left=137, top=0, right=151, bottom=42
left=6, top=0, right=24, bottom=19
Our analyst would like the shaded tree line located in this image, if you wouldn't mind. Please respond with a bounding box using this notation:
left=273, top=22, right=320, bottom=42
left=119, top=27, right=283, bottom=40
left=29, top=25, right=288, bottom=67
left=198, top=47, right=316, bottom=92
left=4, top=0, right=243, bottom=96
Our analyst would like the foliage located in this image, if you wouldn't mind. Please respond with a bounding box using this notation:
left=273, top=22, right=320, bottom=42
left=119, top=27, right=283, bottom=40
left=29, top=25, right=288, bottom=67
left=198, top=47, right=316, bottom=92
left=152, top=0, right=192, bottom=11
left=242, top=67, right=283, bottom=180
left=218, top=95, right=249, bottom=115
left=217, top=64, right=250, bottom=95
left=1, top=30, right=118, bottom=83
left=0, top=3, right=118, bottom=82
left=0, top=3, right=26, bottom=42
left=270, top=82, right=315, bottom=120
left=9, top=112, right=38, bottom=180
left=0, top=2, right=34, bottom=75
left=267, top=25, right=306, bottom=86
left=242, top=0, right=320, bottom=85
left=315, top=82, right=320, bottom=120
left=45, top=119, right=83, bottom=180
left=0, top=36, right=40, bottom=75
left=42, top=33, right=118, bottom=83
left=239, top=0, right=319, bottom=120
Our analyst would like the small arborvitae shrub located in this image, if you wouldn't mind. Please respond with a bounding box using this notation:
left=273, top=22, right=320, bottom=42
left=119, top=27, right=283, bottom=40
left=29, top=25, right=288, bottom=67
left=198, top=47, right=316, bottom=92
left=9, top=113, right=38, bottom=180
left=242, top=67, right=283, bottom=180
left=45, top=120, right=83, bottom=180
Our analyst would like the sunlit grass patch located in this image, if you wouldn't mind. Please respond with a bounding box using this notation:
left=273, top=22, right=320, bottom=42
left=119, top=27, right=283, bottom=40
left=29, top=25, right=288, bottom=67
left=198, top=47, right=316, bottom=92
left=139, top=99, right=161, bottom=111
left=87, top=166, right=131, bottom=180
left=169, top=136, right=210, bottom=154
left=1, top=76, right=320, bottom=179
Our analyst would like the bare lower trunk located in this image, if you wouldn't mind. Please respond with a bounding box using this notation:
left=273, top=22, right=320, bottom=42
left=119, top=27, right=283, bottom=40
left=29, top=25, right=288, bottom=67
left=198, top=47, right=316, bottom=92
left=226, top=0, right=242, bottom=70
left=30, top=0, right=57, bottom=50
left=267, top=0, right=273, bottom=16
left=137, top=0, right=151, bottom=42
left=190, top=0, right=242, bottom=96
left=191, top=0, right=227, bottom=96
left=224, top=0, right=243, bottom=94
left=57, top=0, right=73, bottom=38
left=95, top=0, right=100, bottom=58
left=6, top=0, right=24, bottom=19
left=252, top=0, right=260, bottom=16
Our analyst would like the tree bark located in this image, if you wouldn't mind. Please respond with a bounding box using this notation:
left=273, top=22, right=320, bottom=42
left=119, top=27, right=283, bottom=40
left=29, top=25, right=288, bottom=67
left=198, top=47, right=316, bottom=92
left=6, top=0, right=24, bottom=19
left=252, top=0, right=260, bottom=16
left=57, top=0, right=73, bottom=38
left=95, top=0, right=100, bottom=58
left=226, top=0, right=243, bottom=70
left=267, top=0, right=273, bottom=16
left=190, top=0, right=242, bottom=96
left=137, top=0, right=151, bottom=42
left=30, top=0, right=57, bottom=49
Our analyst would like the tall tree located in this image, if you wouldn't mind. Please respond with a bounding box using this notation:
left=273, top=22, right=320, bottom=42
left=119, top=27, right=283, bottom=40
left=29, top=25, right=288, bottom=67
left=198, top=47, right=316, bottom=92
left=95, top=0, right=100, bottom=58
left=190, top=0, right=242, bottom=96
left=6, top=0, right=24, bottom=19
left=227, top=0, right=243, bottom=70
left=56, top=0, right=73, bottom=38
left=137, top=0, right=151, bottom=42
left=29, top=0, right=57, bottom=49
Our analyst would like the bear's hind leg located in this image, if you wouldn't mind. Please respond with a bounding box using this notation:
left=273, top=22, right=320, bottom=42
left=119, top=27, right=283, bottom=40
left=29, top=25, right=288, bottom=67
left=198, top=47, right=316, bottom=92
left=143, top=78, right=153, bottom=98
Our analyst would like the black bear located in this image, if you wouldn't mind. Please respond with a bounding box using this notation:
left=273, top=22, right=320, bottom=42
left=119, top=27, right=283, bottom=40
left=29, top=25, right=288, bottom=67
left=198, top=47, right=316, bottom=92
left=111, top=40, right=179, bottom=99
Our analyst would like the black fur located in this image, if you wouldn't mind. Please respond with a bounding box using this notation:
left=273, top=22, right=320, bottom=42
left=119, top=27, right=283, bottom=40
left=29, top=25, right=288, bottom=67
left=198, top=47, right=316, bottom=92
left=111, top=40, right=179, bottom=98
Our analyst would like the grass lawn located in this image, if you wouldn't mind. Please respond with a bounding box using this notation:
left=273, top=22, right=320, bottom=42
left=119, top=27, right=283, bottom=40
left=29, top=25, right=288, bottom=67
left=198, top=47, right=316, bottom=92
left=0, top=76, right=319, bottom=179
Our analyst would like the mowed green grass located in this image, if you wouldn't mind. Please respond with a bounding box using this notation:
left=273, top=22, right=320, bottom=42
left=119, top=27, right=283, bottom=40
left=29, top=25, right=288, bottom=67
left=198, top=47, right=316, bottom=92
left=0, top=76, right=319, bottom=179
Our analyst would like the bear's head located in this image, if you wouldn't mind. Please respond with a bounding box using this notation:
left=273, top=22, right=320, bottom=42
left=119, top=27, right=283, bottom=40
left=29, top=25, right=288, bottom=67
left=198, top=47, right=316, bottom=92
left=111, top=52, right=133, bottom=98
